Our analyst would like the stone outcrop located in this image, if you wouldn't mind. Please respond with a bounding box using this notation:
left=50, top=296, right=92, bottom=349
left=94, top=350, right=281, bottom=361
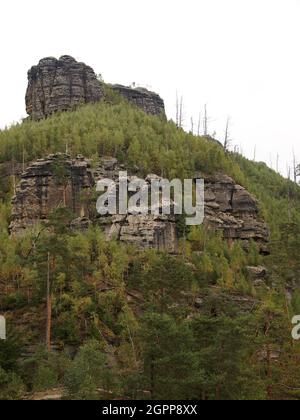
left=92, top=158, right=178, bottom=253
left=26, top=56, right=166, bottom=120
left=26, top=56, right=104, bottom=120
left=10, top=154, right=94, bottom=233
left=111, top=85, right=166, bottom=117
left=10, top=156, right=269, bottom=254
left=203, top=174, right=269, bottom=253
left=246, top=266, right=268, bottom=280
left=9, top=155, right=178, bottom=252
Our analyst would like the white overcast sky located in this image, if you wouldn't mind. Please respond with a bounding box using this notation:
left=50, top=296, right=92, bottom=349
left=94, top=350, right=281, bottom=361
left=1, top=0, right=300, bottom=175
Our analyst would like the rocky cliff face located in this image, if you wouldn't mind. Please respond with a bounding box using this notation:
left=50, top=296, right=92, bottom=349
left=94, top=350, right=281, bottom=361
left=10, top=154, right=94, bottom=232
left=203, top=174, right=269, bottom=253
left=93, top=158, right=178, bottom=252
left=111, top=85, right=166, bottom=117
left=26, top=56, right=166, bottom=120
left=10, top=155, right=269, bottom=254
left=26, top=56, right=104, bottom=120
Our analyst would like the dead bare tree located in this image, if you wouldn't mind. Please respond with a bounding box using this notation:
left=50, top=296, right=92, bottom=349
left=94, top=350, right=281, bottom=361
left=287, top=164, right=292, bottom=222
left=175, top=92, right=184, bottom=128
left=292, top=150, right=298, bottom=183
left=287, top=164, right=291, bottom=180
left=176, top=92, right=179, bottom=128
left=190, top=117, right=194, bottom=134
left=224, top=117, right=232, bottom=152
left=197, top=113, right=201, bottom=136
left=179, top=96, right=184, bottom=128
left=253, top=146, right=257, bottom=162
left=276, top=154, right=279, bottom=173
left=234, top=145, right=240, bottom=155
left=203, top=104, right=208, bottom=136
left=297, top=164, right=300, bottom=181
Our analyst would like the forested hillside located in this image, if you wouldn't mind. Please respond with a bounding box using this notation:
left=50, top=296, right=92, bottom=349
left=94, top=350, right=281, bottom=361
left=0, top=96, right=300, bottom=400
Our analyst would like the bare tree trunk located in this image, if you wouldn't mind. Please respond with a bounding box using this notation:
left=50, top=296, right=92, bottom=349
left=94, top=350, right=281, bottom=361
left=179, top=96, right=183, bottom=128
left=203, top=105, right=208, bottom=136
left=224, top=117, right=231, bottom=151
left=293, top=150, right=297, bottom=183
left=176, top=92, right=179, bottom=128
left=197, top=113, right=201, bottom=136
left=287, top=165, right=292, bottom=222
left=287, top=164, right=291, bottom=181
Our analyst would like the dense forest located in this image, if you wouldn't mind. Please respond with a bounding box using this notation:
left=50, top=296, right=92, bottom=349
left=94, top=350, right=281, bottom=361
left=1, top=94, right=300, bottom=400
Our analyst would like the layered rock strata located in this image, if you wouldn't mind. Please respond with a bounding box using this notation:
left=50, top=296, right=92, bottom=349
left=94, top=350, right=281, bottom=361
left=26, top=56, right=104, bottom=120
left=10, top=156, right=269, bottom=254
left=111, top=85, right=166, bottom=117
left=26, top=56, right=165, bottom=119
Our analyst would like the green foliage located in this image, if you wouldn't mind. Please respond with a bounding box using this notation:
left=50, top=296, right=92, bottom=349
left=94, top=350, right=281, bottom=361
left=21, top=347, right=70, bottom=392
left=140, top=313, right=203, bottom=400
left=191, top=314, right=266, bottom=400
left=0, top=101, right=240, bottom=180
left=0, top=334, right=22, bottom=372
left=129, top=252, right=194, bottom=311
left=1, top=99, right=300, bottom=400
left=64, top=341, right=114, bottom=400
left=0, top=368, right=25, bottom=400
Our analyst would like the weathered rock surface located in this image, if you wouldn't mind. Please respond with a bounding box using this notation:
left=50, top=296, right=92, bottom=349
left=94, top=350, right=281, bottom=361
left=246, top=266, right=268, bottom=280
left=111, top=85, right=166, bottom=117
left=26, top=56, right=166, bottom=119
left=93, top=158, right=178, bottom=252
left=10, top=154, right=94, bottom=233
left=10, top=156, right=269, bottom=254
left=203, top=174, right=269, bottom=253
left=10, top=155, right=178, bottom=252
left=26, top=56, right=104, bottom=120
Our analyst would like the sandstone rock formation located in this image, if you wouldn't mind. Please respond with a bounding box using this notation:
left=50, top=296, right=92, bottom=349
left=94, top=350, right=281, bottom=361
left=26, top=56, right=104, bottom=120
left=91, top=157, right=178, bottom=253
left=203, top=174, right=269, bottom=253
left=10, top=156, right=269, bottom=254
left=10, top=154, right=94, bottom=233
left=111, top=85, right=166, bottom=117
left=10, top=155, right=178, bottom=252
left=26, top=56, right=166, bottom=120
